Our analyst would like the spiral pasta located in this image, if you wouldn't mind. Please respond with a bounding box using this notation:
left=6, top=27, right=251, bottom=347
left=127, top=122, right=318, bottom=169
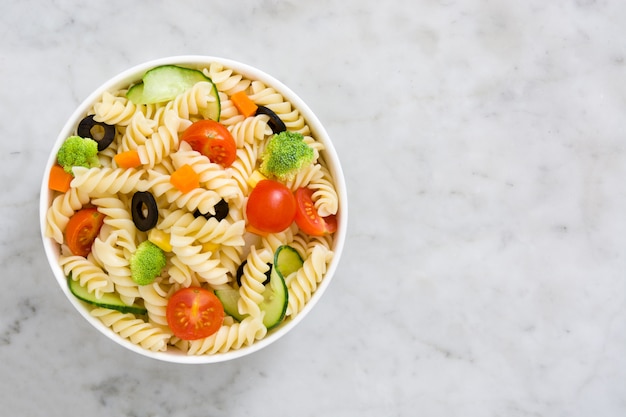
left=169, top=221, right=230, bottom=286
left=284, top=162, right=324, bottom=192
left=167, top=254, right=201, bottom=288
left=227, top=114, right=272, bottom=148
left=137, top=280, right=174, bottom=326
left=214, top=244, right=244, bottom=278
left=91, top=308, right=172, bottom=352
left=120, top=111, right=157, bottom=153
left=173, top=216, right=246, bottom=248
left=309, top=164, right=339, bottom=217
left=289, top=229, right=310, bottom=260
left=247, top=82, right=310, bottom=135
left=71, top=166, right=145, bottom=196
left=136, top=108, right=187, bottom=168
left=227, top=142, right=260, bottom=196
left=247, top=81, right=284, bottom=106
left=91, top=196, right=137, bottom=253
left=92, top=91, right=140, bottom=126
left=169, top=81, right=219, bottom=121
left=203, top=63, right=250, bottom=97
left=185, top=316, right=267, bottom=355
left=237, top=246, right=273, bottom=318
left=285, top=244, right=334, bottom=317
left=45, top=187, right=91, bottom=244
left=60, top=253, right=114, bottom=299
left=260, top=223, right=297, bottom=255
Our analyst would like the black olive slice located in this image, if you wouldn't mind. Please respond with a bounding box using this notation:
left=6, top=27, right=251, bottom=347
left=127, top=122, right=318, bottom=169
left=236, top=261, right=272, bottom=287
left=193, top=199, right=229, bottom=222
left=77, top=115, right=116, bottom=151
left=255, top=106, right=286, bottom=134
left=131, top=191, right=158, bottom=232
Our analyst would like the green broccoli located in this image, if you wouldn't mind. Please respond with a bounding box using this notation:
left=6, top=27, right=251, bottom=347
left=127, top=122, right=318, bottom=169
left=57, top=135, right=100, bottom=174
left=259, top=131, right=314, bottom=181
left=130, top=240, right=167, bottom=286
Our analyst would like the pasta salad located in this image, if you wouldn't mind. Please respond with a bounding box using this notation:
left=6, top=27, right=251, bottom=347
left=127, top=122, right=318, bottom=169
left=43, top=60, right=341, bottom=356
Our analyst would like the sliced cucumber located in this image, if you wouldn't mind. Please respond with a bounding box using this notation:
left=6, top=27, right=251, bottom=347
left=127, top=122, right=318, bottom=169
left=126, top=65, right=221, bottom=120
left=260, top=265, right=288, bottom=330
left=261, top=245, right=303, bottom=329
left=215, top=245, right=303, bottom=329
left=126, top=82, right=144, bottom=104
left=140, top=65, right=208, bottom=104
left=67, top=275, right=147, bottom=315
left=215, top=287, right=247, bottom=322
left=274, top=245, right=303, bottom=277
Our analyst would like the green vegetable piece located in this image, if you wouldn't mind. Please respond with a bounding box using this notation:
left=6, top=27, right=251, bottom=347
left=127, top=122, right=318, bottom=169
left=56, top=135, right=100, bottom=175
left=261, top=266, right=288, bottom=330
left=273, top=245, right=303, bottom=278
left=130, top=240, right=167, bottom=285
left=214, top=287, right=247, bottom=322
left=126, top=83, right=145, bottom=104
left=68, top=274, right=147, bottom=315
left=126, top=65, right=221, bottom=121
left=259, top=131, right=314, bottom=181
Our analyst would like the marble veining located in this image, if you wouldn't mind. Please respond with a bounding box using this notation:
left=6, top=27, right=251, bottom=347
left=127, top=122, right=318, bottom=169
left=1, top=0, right=625, bottom=415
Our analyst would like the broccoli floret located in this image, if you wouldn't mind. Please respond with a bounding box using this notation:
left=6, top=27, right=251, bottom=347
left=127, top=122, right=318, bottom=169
left=259, top=131, right=314, bottom=181
left=130, top=240, right=167, bottom=285
left=57, top=135, right=100, bottom=174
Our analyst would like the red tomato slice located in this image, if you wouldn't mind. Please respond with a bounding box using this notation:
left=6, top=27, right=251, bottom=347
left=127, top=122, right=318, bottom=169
left=180, top=120, right=237, bottom=167
left=294, top=187, right=337, bottom=236
left=246, top=180, right=296, bottom=233
left=166, top=287, right=224, bottom=340
left=65, top=208, right=105, bottom=257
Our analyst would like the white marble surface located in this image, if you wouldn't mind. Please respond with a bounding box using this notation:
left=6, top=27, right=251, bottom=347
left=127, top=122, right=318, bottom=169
left=1, top=0, right=625, bottom=415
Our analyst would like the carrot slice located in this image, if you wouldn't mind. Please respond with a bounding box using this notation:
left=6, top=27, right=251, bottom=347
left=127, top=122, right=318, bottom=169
left=114, top=150, right=142, bottom=169
left=170, top=164, right=199, bottom=193
left=231, top=90, right=258, bottom=118
left=48, top=164, right=73, bottom=192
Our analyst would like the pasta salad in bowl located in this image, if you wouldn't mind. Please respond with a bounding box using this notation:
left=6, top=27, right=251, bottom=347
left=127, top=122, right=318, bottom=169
left=39, top=56, right=347, bottom=363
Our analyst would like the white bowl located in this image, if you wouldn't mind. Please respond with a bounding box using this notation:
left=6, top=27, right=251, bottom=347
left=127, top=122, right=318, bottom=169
left=39, top=56, right=347, bottom=363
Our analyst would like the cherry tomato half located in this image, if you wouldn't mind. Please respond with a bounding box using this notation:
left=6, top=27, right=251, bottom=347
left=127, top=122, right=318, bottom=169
left=166, top=287, right=224, bottom=340
left=294, top=187, right=337, bottom=236
left=65, top=208, right=106, bottom=257
left=180, top=120, right=237, bottom=167
left=246, top=179, right=297, bottom=234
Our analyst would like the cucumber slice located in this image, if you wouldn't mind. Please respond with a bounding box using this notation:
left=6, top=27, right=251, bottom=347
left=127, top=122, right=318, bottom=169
left=126, top=65, right=221, bottom=120
left=260, top=245, right=303, bottom=329
left=141, top=65, right=207, bottom=103
left=126, top=82, right=144, bottom=104
left=214, top=287, right=247, bottom=322
left=274, top=245, right=303, bottom=277
left=215, top=245, right=303, bottom=329
left=260, top=266, right=288, bottom=330
left=67, top=275, right=147, bottom=315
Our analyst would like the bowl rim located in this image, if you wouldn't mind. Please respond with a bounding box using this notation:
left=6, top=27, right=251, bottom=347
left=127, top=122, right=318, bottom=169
left=39, top=55, right=348, bottom=364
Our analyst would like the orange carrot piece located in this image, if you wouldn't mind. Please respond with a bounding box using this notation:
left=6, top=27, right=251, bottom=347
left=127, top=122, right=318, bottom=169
left=231, top=90, right=258, bottom=118
left=245, top=223, right=269, bottom=237
left=48, top=164, right=73, bottom=192
left=114, top=150, right=142, bottom=169
left=170, top=164, right=199, bottom=193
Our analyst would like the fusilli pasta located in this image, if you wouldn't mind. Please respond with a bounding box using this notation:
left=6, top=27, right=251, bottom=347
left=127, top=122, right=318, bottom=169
left=91, top=308, right=172, bottom=352
left=184, top=316, right=267, bottom=355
